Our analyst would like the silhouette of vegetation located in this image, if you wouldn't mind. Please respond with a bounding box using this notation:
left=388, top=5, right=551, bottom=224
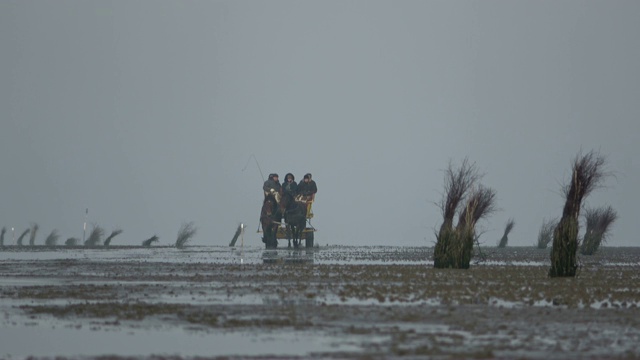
left=536, top=218, right=557, bottom=249
left=17, top=228, right=30, bottom=246
left=45, top=230, right=59, bottom=247
left=176, top=222, right=197, bottom=248
left=142, top=235, right=159, bottom=247
left=84, top=225, right=104, bottom=247
left=497, top=218, right=515, bottom=248
left=103, top=229, right=123, bottom=247
left=580, top=206, right=618, bottom=255
left=0, top=227, right=5, bottom=247
left=550, top=151, right=609, bottom=277
left=65, top=237, right=79, bottom=246
left=29, top=223, right=39, bottom=246
left=434, top=159, right=496, bottom=269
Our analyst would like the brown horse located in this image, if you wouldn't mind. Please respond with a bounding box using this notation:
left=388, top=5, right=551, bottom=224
left=279, top=192, right=307, bottom=248
left=261, top=194, right=280, bottom=248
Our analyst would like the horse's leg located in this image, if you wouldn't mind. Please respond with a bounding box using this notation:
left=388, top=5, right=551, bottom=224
left=265, top=227, right=271, bottom=248
left=291, top=225, right=297, bottom=248
left=295, top=223, right=303, bottom=248
left=271, top=225, right=278, bottom=248
left=264, top=228, right=270, bottom=248
left=290, top=224, right=298, bottom=248
left=298, top=224, right=304, bottom=248
left=271, top=225, right=278, bottom=249
left=262, top=221, right=268, bottom=247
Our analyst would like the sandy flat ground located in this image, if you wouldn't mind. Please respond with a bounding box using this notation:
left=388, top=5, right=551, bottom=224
left=1, top=245, right=639, bottom=359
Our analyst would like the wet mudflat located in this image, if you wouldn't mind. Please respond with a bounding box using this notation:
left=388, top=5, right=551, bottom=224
left=1, top=246, right=639, bottom=359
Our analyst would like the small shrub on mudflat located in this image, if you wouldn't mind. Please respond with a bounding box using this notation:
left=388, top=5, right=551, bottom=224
left=65, top=237, right=79, bottom=246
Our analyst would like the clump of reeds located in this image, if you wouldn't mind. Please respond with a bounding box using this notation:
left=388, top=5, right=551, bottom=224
left=497, top=218, right=515, bottom=248
left=0, top=227, right=6, bottom=247
left=175, top=222, right=197, bottom=248
left=434, top=159, right=479, bottom=268
left=65, top=238, right=79, bottom=246
left=45, top=230, right=59, bottom=247
left=549, top=151, right=609, bottom=277
left=142, top=235, right=159, bottom=247
left=434, top=159, right=496, bottom=269
left=28, top=223, right=39, bottom=246
left=17, top=228, right=30, bottom=246
left=455, top=186, right=497, bottom=267
left=580, top=206, right=618, bottom=255
left=536, top=218, right=557, bottom=249
left=84, top=224, right=104, bottom=247
left=103, top=229, right=123, bottom=247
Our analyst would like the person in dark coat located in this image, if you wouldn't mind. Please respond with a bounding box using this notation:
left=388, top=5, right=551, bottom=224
left=297, top=173, right=317, bottom=199
left=282, top=173, right=298, bottom=196
left=296, top=173, right=317, bottom=218
left=263, top=173, right=282, bottom=202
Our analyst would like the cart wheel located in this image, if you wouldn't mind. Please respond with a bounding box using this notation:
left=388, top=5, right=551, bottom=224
left=305, top=230, right=314, bottom=248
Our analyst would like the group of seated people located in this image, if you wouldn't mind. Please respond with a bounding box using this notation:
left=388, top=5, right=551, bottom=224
left=263, top=173, right=317, bottom=217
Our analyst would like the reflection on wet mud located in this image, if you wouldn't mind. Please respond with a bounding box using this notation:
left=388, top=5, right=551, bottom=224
left=261, top=249, right=315, bottom=264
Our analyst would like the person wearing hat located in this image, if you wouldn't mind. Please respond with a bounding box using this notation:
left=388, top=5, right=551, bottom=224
left=263, top=173, right=282, bottom=203
left=296, top=173, right=317, bottom=217
left=282, top=173, right=298, bottom=196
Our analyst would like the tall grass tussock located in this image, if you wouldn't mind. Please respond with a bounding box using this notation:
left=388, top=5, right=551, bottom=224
left=28, top=223, right=39, bottom=246
left=103, top=229, right=123, bottom=247
left=16, top=228, right=30, bottom=246
left=45, top=230, right=59, bottom=247
left=84, top=225, right=104, bottom=247
left=536, top=218, right=557, bottom=249
left=175, top=222, right=197, bottom=248
left=434, top=159, right=496, bottom=269
left=580, top=206, right=617, bottom=255
left=142, top=235, right=159, bottom=247
left=549, top=151, right=609, bottom=277
left=497, top=218, right=515, bottom=248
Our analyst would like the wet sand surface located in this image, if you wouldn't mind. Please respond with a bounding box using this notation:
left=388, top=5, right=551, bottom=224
left=1, top=245, right=639, bottom=359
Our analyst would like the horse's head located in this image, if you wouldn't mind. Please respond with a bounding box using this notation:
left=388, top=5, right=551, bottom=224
left=263, top=194, right=277, bottom=216
left=279, top=192, right=295, bottom=212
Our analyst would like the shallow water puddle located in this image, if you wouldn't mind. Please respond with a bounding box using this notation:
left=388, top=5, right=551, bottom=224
left=0, top=324, right=361, bottom=358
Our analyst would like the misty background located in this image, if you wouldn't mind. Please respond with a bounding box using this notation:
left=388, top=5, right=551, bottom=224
left=1, top=1, right=638, bottom=247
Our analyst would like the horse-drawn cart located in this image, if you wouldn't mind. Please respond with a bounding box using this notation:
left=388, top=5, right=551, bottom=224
left=259, top=193, right=316, bottom=249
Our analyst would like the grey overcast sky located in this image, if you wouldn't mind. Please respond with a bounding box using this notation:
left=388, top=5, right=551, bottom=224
left=1, top=1, right=638, bottom=247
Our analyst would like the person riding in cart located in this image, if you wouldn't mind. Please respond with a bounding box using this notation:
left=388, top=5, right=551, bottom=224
left=296, top=173, right=317, bottom=217
left=282, top=173, right=298, bottom=196
left=263, top=173, right=282, bottom=203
